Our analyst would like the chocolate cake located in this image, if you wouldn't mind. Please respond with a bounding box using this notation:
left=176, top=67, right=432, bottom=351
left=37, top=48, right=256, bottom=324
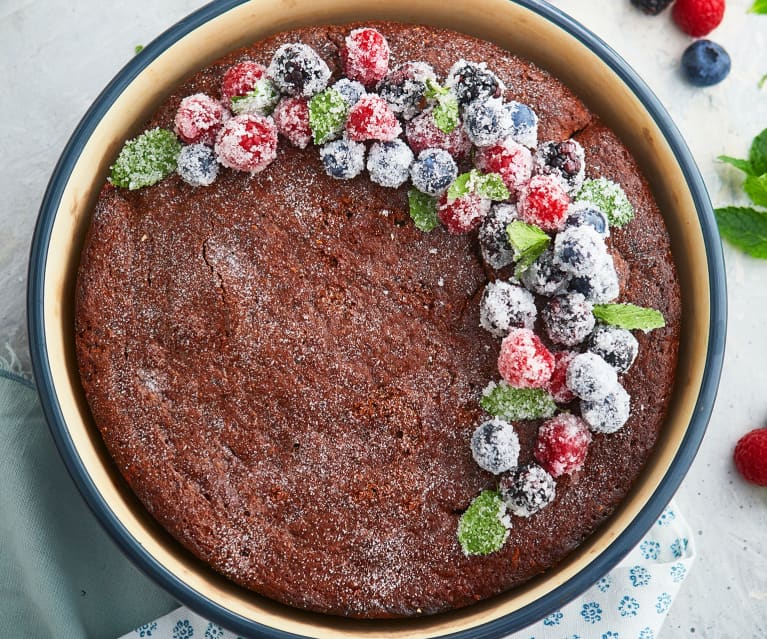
left=75, top=22, right=681, bottom=618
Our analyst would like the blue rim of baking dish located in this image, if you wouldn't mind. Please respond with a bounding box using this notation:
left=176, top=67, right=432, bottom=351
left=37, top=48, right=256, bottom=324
left=28, top=0, right=727, bottom=637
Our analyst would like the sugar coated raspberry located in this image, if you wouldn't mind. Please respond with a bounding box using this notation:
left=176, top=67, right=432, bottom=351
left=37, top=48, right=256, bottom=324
left=475, top=138, right=533, bottom=196
left=479, top=281, right=537, bottom=337
left=437, top=192, right=491, bottom=234
left=734, top=428, right=767, bottom=486
left=547, top=350, right=577, bottom=404
left=367, top=139, right=414, bottom=188
left=517, top=174, right=571, bottom=232
left=221, top=61, right=267, bottom=102
left=319, top=139, right=366, bottom=180
left=174, top=93, right=227, bottom=145
left=342, top=27, right=390, bottom=87
left=214, top=113, right=277, bottom=173
left=470, top=418, right=520, bottom=474
left=541, top=292, right=595, bottom=347
left=177, top=144, right=219, bottom=187
left=588, top=325, right=639, bottom=374
left=377, top=61, right=436, bottom=120
left=345, top=94, right=402, bottom=142
left=446, top=59, right=503, bottom=107
left=410, top=148, right=458, bottom=196
left=406, top=109, right=472, bottom=159
left=581, top=384, right=631, bottom=434
left=273, top=97, right=311, bottom=149
left=500, top=463, right=556, bottom=517
left=498, top=328, right=555, bottom=389
left=566, top=352, right=618, bottom=401
left=479, top=203, right=518, bottom=270
left=534, top=139, right=586, bottom=194
left=535, top=414, right=592, bottom=477
left=268, top=43, right=331, bottom=97
left=672, top=0, right=725, bottom=37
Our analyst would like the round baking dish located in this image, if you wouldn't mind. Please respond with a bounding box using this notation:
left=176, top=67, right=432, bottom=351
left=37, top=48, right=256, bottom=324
left=28, top=0, right=726, bottom=636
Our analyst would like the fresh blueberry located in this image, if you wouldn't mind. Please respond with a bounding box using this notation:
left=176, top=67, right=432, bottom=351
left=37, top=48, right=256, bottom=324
left=410, top=148, right=458, bottom=196
left=332, top=78, right=366, bottom=106
left=319, top=139, right=366, bottom=179
left=553, top=226, right=610, bottom=277
left=463, top=97, right=513, bottom=147
left=479, top=280, right=537, bottom=337
left=377, top=61, right=435, bottom=120
left=566, top=352, right=618, bottom=401
left=479, top=203, right=519, bottom=270
left=581, top=384, right=631, bottom=434
left=589, top=325, right=639, bottom=373
left=470, top=418, right=520, bottom=474
left=267, top=43, right=331, bottom=97
left=534, top=139, right=585, bottom=193
left=566, top=203, right=610, bottom=237
left=506, top=101, right=539, bottom=147
left=446, top=59, right=503, bottom=107
left=367, top=139, right=414, bottom=188
left=499, top=463, right=556, bottom=517
left=542, top=293, right=595, bottom=347
left=520, top=248, right=571, bottom=297
left=177, top=144, right=219, bottom=187
left=681, top=40, right=731, bottom=87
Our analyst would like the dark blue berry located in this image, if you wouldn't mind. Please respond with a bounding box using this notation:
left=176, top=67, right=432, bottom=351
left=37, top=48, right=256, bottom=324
left=267, top=43, right=331, bottom=97
left=588, top=325, right=639, bottom=373
left=534, top=140, right=585, bottom=193
left=553, top=226, right=609, bottom=277
left=319, top=139, right=365, bottom=179
left=367, top=139, right=414, bottom=188
left=631, top=0, right=673, bottom=14
left=541, top=292, right=595, bottom=346
left=506, top=101, right=538, bottom=147
left=177, top=144, right=219, bottom=187
left=470, top=418, right=520, bottom=474
left=479, top=203, right=518, bottom=270
left=569, top=265, right=619, bottom=304
left=581, top=384, right=630, bottom=434
left=566, top=203, right=610, bottom=237
left=446, top=60, right=503, bottom=107
left=520, top=249, right=571, bottom=297
left=566, top=352, right=618, bottom=402
left=332, top=78, right=366, bottom=106
left=681, top=40, right=731, bottom=87
left=410, top=148, right=458, bottom=196
left=499, top=463, right=556, bottom=517
left=377, top=61, right=435, bottom=120
left=463, top=98, right=512, bottom=147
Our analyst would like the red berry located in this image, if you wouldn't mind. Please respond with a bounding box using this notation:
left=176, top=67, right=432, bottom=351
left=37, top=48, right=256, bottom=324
left=672, top=0, right=725, bottom=37
left=406, top=109, right=472, bottom=159
left=437, top=192, right=491, bottom=234
left=273, top=97, right=311, bottom=149
left=517, top=174, right=571, bottom=232
left=535, top=414, right=592, bottom=478
left=498, top=328, right=555, bottom=389
left=221, top=61, right=267, bottom=102
left=345, top=94, right=402, bottom=142
left=214, top=113, right=278, bottom=173
left=342, top=27, right=390, bottom=87
left=174, top=93, right=228, bottom=146
left=475, top=138, right=534, bottom=197
left=547, top=350, right=577, bottom=404
left=734, top=428, right=767, bottom=486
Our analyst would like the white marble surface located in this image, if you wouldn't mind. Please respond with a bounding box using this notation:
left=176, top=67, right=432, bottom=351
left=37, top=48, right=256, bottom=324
left=2, top=0, right=766, bottom=636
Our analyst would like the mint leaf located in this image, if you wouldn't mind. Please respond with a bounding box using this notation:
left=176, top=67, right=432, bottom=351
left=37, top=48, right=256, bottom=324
left=110, top=128, right=181, bottom=190
left=408, top=189, right=439, bottom=232
left=480, top=381, right=558, bottom=421
left=447, top=170, right=477, bottom=201
left=749, top=128, right=767, bottom=176
left=231, top=78, right=279, bottom=116
left=718, top=155, right=754, bottom=175
left=476, top=173, right=511, bottom=201
left=749, top=0, right=767, bottom=13
left=593, top=303, right=666, bottom=331
left=309, top=88, right=349, bottom=145
left=134, top=44, right=144, bottom=55
left=506, top=220, right=551, bottom=274
left=457, top=490, right=510, bottom=556
left=434, top=94, right=459, bottom=133
left=759, top=74, right=767, bottom=90
left=424, top=78, right=450, bottom=99
left=744, top=174, right=767, bottom=207
left=715, top=206, right=767, bottom=258
left=576, top=177, right=635, bottom=227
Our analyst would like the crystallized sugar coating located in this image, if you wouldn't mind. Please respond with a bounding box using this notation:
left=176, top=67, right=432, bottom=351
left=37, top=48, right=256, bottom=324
left=446, top=59, right=504, bottom=106
left=470, top=418, right=521, bottom=474
left=273, top=97, right=311, bottom=149
left=520, top=248, right=571, bottom=297
left=547, top=350, right=577, bottom=404
left=406, top=109, right=472, bottom=159
left=345, top=94, right=402, bottom=142
left=500, top=463, right=556, bottom=517
left=332, top=78, right=366, bottom=106
left=498, top=328, right=555, bottom=389
left=479, top=281, right=536, bottom=337
left=367, top=140, right=414, bottom=188
left=581, top=384, right=631, bottom=434
left=214, top=114, right=278, bottom=173
left=230, top=78, right=280, bottom=116
left=535, top=414, right=592, bottom=477
left=517, top=174, right=571, bottom=232
left=110, top=128, right=181, bottom=190
left=437, top=192, right=491, bottom=234
left=479, top=203, right=519, bottom=270
left=377, top=61, right=436, bottom=120
left=541, top=293, right=595, bottom=347
left=268, top=43, right=331, bottom=97
left=576, top=177, right=635, bottom=227
left=553, top=225, right=610, bottom=277
left=176, top=143, right=219, bottom=187
left=319, top=138, right=366, bottom=179
left=589, top=325, right=639, bottom=373
left=474, top=138, right=533, bottom=195
left=410, top=148, right=458, bottom=196
left=463, top=97, right=513, bottom=147
left=566, top=352, right=618, bottom=401
left=221, top=61, right=267, bottom=102
left=457, top=491, right=511, bottom=556
left=506, top=101, right=539, bottom=148
left=342, top=27, right=390, bottom=87
left=534, top=139, right=586, bottom=194
left=174, top=93, right=228, bottom=146
left=569, top=254, right=620, bottom=304
left=565, top=201, right=610, bottom=238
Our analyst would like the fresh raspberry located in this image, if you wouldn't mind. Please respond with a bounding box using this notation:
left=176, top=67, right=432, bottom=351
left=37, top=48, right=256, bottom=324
left=437, top=192, right=491, bottom=234
left=345, top=94, right=402, bottom=142
left=734, top=428, right=767, bottom=486
left=474, top=138, right=534, bottom=197
left=534, top=414, right=592, bottom=478
left=547, top=350, right=577, bottom=404
left=672, top=0, right=725, bottom=37
left=497, top=328, right=555, bottom=389
left=405, top=109, right=472, bottom=159
left=273, top=97, right=311, bottom=149
left=221, top=61, right=267, bottom=102
left=341, top=27, right=390, bottom=87
left=517, top=174, right=571, bottom=232
left=174, top=93, right=228, bottom=146
left=214, top=114, right=278, bottom=173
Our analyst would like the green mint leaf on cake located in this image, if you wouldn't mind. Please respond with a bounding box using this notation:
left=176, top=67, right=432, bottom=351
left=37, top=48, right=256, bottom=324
left=408, top=189, right=439, bottom=232
left=425, top=79, right=459, bottom=133
left=110, top=128, right=181, bottom=190
left=457, top=490, right=510, bottom=556
left=506, top=220, right=551, bottom=275
left=714, top=206, right=767, bottom=258
left=718, top=155, right=755, bottom=175
left=448, top=170, right=510, bottom=202
left=480, top=381, right=557, bottom=421
left=749, top=0, right=767, bottom=14
left=749, top=128, right=767, bottom=176
left=576, top=177, right=635, bottom=227
left=593, top=303, right=666, bottom=331
left=231, top=78, right=280, bottom=116
left=309, top=88, right=349, bottom=145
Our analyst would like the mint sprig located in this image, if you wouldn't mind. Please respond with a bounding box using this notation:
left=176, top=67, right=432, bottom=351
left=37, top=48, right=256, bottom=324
left=110, top=128, right=181, bottom=190
left=408, top=189, right=439, bottom=232
left=447, top=169, right=510, bottom=202
left=506, top=220, right=550, bottom=275
left=480, top=381, right=558, bottom=421
left=308, top=88, right=349, bottom=145
left=425, top=79, right=459, bottom=134
left=457, top=490, right=510, bottom=556
left=749, top=0, right=767, bottom=13
left=593, top=303, right=666, bottom=332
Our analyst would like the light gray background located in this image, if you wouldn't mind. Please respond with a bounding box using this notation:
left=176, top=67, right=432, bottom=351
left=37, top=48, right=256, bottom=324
left=2, top=0, right=766, bottom=636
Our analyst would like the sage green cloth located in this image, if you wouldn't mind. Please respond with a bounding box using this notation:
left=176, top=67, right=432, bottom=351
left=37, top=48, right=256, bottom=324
left=0, top=369, right=177, bottom=638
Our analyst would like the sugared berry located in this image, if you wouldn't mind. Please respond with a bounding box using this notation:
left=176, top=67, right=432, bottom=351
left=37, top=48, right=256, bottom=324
left=332, top=78, right=366, bottom=106
left=566, top=352, right=618, bottom=401
left=631, top=0, right=674, bottom=14
left=319, top=138, right=366, bottom=179
left=672, top=0, right=725, bottom=37
left=474, top=138, right=533, bottom=196
left=342, top=27, right=390, bottom=87
left=576, top=178, right=634, bottom=227
left=534, top=139, right=586, bottom=194
left=377, top=61, right=436, bottom=120
left=581, top=384, right=631, bottom=434
left=345, top=94, right=402, bottom=142
left=406, top=109, right=472, bottom=159
left=506, top=101, right=539, bottom=148
left=410, top=148, right=458, bottom=196
left=471, top=418, right=521, bottom=474
left=553, top=225, right=609, bottom=277
left=221, top=61, right=267, bottom=102
left=479, top=281, right=537, bottom=337
left=446, top=59, right=504, bottom=107
left=367, top=139, right=414, bottom=188
left=500, top=464, right=556, bottom=517
left=177, top=144, right=219, bottom=187
left=517, top=174, right=571, bottom=232
left=568, top=255, right=620, bottom=303
left=547, top=350, right=577, bottom=404
left=437, top=192, right=491, bottom=234
left=214, top=114, right=278, bottom=173
left=498, top=328, right=555, bottom=389
left=174, top=93, right=227, bottom=146
left=273, top=97, right=311, bottom=148
left=520, top=248, right=571, bottom=297
left=463, top=97, right=513, bottom=147
left=681, top=40, right=731, bottom=87
left=268, top=43, right=331, bottom=97
left=479, top=203, right=519, bottom=270
left=565, top=202, right=610, bottom=237
left=589, top=325, right=639, bottom=374
left=230, top=78, right=280, bottom=116
left=542, top=293, right=595, bottom=347
left=534, top=414, right=592, bottom=478
left=734, top=428, right=767, bottom=486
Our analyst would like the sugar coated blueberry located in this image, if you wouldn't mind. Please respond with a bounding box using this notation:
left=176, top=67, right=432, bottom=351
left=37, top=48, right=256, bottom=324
left=438, top=192, right=491, bottom=234
left=177, top=144, right=219, bottom=187
left=581, top=384, right=631, bottom=434
left=534, top=139, right=586, bottom=194
left=406, top=109, right=473, bottom=159
left=410, top=148, right=458, bottom=196
left=479, top=203, right=519, bottom=270
left=474, top=138, right=533, bottom=196
left=568, top=255, right=620, bottom=304
left=542, top=293, right=595, bottom=347
left=319, top=138, right=366, bottom=179
left=332, top=78, right=366, bottom=107
left=471, top=418, right=520, bottom=474
left=342, top=27, right=390, bottom=87
left=553, top=225, right=609, bottom=277
left=367, top=139, right=414, bottom=188
left=267, top=43, right=331, bottom=97
left=377, top=61, right=436, bottom=120
left=446, top=59, right=504, bottom=107
left=498, top=328, right=555, bottom=389
left=565, top=202, right=610, bottom=237
left=517, top=174, right=571, bottom=232
left=214, top=114, right=278, bottom=173
left=174, top=93, right=228, bottom=146
left=500, top=463, right=556, bottom=517
left=520, top=248, right=571, bottom=297
left=566, top=352, right=618, bottom=401
left=463, top=97, right=513, bottom=147
left=588, top=325, right=639, bottom=374
left=506, top=101, right=539, bottom=148
left=681, top=39, right=731, bottom=87
left=480, top=281, right=537, bottom=337
left=534, top=414, right=592, bottom=478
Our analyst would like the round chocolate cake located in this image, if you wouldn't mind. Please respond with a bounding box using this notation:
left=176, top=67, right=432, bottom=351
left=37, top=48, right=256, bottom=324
left=75, top=22, right=680, bottom=618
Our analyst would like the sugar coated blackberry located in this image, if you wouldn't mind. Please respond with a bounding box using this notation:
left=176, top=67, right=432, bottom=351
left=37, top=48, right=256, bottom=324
left=273, top=97, right=311, bottom=149
left=377, top=61, right=436, bottom=120
left=406, top=109, right=472, bottom=159
left=566, top=352, right=618, bottom=402
left=568, top=255, right=620, bottom=304
left=446, top=59, right=504, bottom=107
left=367, top=140, right=414, bottom=188
left=474, top=138, right=533, bottom=196
left=506, top=101, right=539, bottom=148
left=534, top=414, right=592, bottom=478
left=174, top=93, right=228, bottom=146
left=498, top=328, right=555, bottom=389
left=588, top=325, right=639, bottom=373
left=565, top=202, right=610, bottom=237
left=553, top=225, right=609, bottom=277
left=319, top=139, right=366, bottom=180
left=342, top=27, right=390, bottom=87
left=463, top=97, right=513, bottom=147
left=542, top=293, right=595, bottom=347
left=547, top=350, right=577, bottom=404
left=576, top=177, right=635, bottom=227
left=437, top=192, right=491, bottom=234
left=534, top=139, right=586, bottom=194
left=470, top=418, right=520, bottom=474
left=581, top=384, right=631, bottom=434
left=479, top=203, right=519, bottom=270
left=410, top=148, right=458, bottom=196
left=177, top=144, right=219, bottom=187
left=345, top=94, right=402, bottom=142
left=517, top=174, right=571, bottom=232
left=479, top=281, right=537, bottom=337
left=214, top=114, right=278, bottom=173
left=267, top=43, right=331, bottom=97
left=332, top=78, right=366, bottom=107
left=221, top=61, right=267, bottom=102
left=500, top=464, right=556, bottom=517
left=520, top=248, right=571, bottom=297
